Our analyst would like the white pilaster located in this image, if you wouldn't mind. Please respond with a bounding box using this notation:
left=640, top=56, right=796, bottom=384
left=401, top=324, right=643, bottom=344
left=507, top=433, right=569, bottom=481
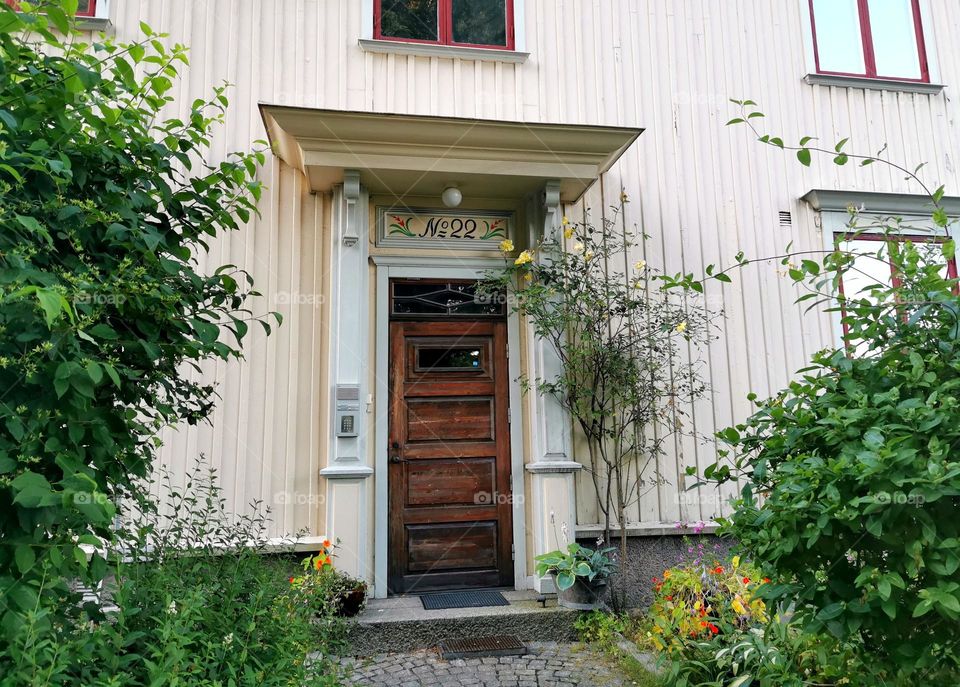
left=320, top=170, right=373, bottom=581
left=524, top=180, right=582, bottom=593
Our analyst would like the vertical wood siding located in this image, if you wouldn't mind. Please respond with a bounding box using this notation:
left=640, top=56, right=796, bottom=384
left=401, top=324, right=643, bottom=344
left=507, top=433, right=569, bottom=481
left=106, top=0, right=960, bottom=535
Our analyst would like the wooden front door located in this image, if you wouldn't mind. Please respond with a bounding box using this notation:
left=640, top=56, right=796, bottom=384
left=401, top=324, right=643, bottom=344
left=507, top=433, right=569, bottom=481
left=388, top=318, right=514, bottom=593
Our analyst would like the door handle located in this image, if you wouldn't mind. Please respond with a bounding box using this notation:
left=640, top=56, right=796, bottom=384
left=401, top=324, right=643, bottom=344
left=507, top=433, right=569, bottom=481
left=390, top=455, right=404, bottom=464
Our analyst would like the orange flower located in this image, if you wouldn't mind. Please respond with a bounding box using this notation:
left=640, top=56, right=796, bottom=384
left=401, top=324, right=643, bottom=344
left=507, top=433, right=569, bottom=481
left=288, top=576, right=295, bottom=584
left=763, top=577, right=771, bottom=583
left=743, top=577, right=751, bottom=584
left=314, top=558, right=323, bottom=570
left=322, top=539, right=332, bottom=549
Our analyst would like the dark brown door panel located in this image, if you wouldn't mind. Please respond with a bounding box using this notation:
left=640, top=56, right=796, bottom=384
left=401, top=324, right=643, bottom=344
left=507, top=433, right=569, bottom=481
left=388, top=307, right=513, bottom=594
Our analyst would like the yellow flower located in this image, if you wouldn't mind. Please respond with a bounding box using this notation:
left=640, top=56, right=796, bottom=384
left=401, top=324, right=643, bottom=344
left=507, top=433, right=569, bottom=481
left=634, top=259, right=646, bottom=271
left=732, top=555, right=741, bottom=569
left=572, top=242, right=585, bottom=255
left=675, top=321, right=687, bottom=334
left=584, top=250, right=594, bottom=261
left=499, top=239, right=514, bottom=253
left=515, top=250, right=534, bottom=266
left=564, top=227, right=575, bottom=239
left=562, top=215, right=570, bottom=225
left=523, top=272, right=533, bottom=282
left=663, top=570, right=671, bottom=579
left=732, top=597, right=747, bottom=615
left=620, top=191, right=629, bottom=203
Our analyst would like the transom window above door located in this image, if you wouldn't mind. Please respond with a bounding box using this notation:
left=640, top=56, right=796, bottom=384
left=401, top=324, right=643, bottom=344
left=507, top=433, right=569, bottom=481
left=375, top=0, right=515, bottom=50
left=808, top=0, right=930, bottom=82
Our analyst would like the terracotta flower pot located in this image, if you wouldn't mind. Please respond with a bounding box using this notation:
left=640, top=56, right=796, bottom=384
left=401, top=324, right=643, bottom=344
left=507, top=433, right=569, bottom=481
left=556, top=576, right=606, bottom=610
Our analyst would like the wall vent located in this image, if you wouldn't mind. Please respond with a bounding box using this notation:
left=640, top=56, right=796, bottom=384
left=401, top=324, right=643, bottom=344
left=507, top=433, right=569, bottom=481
left=779, top=211, right=793, bottom=227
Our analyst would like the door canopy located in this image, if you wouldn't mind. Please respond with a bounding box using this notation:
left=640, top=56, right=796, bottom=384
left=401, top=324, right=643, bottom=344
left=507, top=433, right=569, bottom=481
left=260, top=105, right=642, bottom=203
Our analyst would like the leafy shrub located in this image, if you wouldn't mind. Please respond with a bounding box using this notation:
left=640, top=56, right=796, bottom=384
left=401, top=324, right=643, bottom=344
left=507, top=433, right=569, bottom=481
left=663, top=615, right=860, bottom=687
left=0, top=462, right=346, bottom=686
left=703, top=230, right=960, bottom=678
left=0, top=0, right=275, bottom=615
left=637, top=552, right=768, bottom=654
left=690, top=102, right=960, bottom=682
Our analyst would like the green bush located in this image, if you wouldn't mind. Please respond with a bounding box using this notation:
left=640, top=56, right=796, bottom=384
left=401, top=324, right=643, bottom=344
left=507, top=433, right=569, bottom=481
left=703, top=228, right=960, bottom=680
left=0, top=0, right=274, bottom=614
left=0, top=463, right=347, bottom=687
left=662, top=615, right=860, bottom=687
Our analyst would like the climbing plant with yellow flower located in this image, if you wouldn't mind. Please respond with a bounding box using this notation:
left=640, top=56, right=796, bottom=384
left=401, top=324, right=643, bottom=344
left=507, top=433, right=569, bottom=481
left=480, top=196, right=713, bottom=612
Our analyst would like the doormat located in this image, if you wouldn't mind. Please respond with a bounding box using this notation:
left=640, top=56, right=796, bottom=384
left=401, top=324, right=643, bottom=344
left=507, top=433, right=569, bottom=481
left=420, top=590, right=510, bottom=610
left=439, top=635, right=526, bottom=660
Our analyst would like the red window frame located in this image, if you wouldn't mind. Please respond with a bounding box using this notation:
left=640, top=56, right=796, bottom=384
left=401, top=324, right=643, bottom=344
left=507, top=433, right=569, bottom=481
left=808, top=0, right=930, bottom=83
left=374, top=0, right=515, bottom=51
left=4, top=0, right=97, bottom=16
left=836, top=232, right=958, bottom=340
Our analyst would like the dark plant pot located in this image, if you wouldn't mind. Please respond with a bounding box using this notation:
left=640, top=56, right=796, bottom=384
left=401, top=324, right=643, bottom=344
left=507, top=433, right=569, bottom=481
left=556, top=577, right=606, bottom=611
left=336, top=585, right=367, bottom=617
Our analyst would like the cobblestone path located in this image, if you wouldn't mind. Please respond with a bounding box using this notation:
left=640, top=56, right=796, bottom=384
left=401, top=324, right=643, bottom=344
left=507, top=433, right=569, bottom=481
left=340, top=641, right=635, bottom=687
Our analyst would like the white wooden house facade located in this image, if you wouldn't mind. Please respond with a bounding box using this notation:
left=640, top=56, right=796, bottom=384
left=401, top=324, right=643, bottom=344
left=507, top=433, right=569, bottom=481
left=77, top=0, right=960, bottom=598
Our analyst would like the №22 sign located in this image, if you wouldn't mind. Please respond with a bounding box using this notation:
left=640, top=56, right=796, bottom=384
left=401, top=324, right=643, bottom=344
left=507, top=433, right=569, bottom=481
left=377, top=207, right=512, bottom=250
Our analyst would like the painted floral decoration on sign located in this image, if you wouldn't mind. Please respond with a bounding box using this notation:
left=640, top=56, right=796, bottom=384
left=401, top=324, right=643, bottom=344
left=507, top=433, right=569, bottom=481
left=387, top=212, right=507, bottom=241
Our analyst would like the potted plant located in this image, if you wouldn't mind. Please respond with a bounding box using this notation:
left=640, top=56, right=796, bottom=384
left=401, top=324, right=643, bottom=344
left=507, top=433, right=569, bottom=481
left=288, top=541, right=368, bottom=618
left=535, top=541, right=617, bottom=610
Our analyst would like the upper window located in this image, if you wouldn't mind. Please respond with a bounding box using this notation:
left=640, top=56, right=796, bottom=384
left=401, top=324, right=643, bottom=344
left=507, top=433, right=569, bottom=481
left=809, top=0, right=929, bottom=82
left=4, top=0, right=97, bottom=16
left=375, top=0, right=515, bottom=50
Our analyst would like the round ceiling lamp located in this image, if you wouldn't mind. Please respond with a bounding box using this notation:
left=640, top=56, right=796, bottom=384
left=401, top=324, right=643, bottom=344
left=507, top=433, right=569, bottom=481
left=441, top=185, right=463, bottom=208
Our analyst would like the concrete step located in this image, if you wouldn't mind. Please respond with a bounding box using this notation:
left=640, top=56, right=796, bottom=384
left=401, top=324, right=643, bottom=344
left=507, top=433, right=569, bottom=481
left=345, top=590, right=581, bottom=656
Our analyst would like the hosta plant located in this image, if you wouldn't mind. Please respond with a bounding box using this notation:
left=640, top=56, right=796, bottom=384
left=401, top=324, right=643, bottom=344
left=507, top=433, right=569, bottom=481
left=534, top=541, right=617, bottom=591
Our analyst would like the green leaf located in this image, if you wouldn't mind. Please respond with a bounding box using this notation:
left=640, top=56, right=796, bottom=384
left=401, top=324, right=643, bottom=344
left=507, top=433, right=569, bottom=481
left=12, top=471, right=57, bottom=508
left=726, top=118, right=746, bottom=126
left=14, top=545, right=36, bottom=575
left=555, top=572, right=575, bottom=591
left=835, top=138, right=849, bottom=152
left=797, top=148, right=812, bottom=167
left=834, top=153, right=849, bottom=166
left=35, top=289, right=64, bottom=327
left=816, top=602, right=844, bottom=621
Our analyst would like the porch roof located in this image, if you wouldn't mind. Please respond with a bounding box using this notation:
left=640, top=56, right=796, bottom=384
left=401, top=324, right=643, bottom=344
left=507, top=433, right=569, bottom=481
left=259, top=105, right=643, bottom=203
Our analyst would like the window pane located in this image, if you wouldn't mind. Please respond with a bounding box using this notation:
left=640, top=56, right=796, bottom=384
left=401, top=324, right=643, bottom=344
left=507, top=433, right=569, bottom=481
left=452, top=0, right=508, bottom=47
left=418, top=346, right=483, bottom=370
left=77, top=0, right=93, bottom=14
left=380, top=0, right=438, bottom=42
left=868, top=0, right=923, bottom=79
left=812, top=0, right=866, bottom=74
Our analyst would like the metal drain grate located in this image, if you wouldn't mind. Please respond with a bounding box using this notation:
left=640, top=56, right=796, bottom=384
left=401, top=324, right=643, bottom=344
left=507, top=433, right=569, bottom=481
left=439, top=635, right=527, bottom=659
left=421, top=590, right=509, bottom=610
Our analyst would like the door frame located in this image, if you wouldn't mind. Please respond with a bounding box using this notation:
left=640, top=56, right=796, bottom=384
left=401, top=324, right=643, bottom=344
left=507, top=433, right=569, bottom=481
left=372, top=256, right=526, bottom=598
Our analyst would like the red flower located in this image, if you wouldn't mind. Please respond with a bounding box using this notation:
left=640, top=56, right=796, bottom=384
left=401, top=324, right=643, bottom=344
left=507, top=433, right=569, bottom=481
left=743, top=577, right=751, bottom=584
left=709, top=624, right=719, bottom=634
left=700, top=621, right=707, bottom=627
left=288, top=576, right=294, bottom=583
left=665, top=595, right=673, bottom=601
left=713, top=566, right=724, bottom=574
left=763, top=577, right=771, bottom=583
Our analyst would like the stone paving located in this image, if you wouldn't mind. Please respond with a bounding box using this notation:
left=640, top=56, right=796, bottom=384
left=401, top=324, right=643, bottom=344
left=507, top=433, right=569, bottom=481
left=340, top=641, right=633, bottom=687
